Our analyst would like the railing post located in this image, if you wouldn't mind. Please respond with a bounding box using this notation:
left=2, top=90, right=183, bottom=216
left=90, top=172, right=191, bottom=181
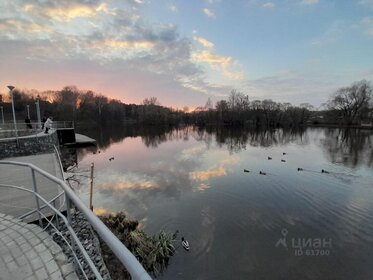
left=89, top=163, right=94, bottom=211
left=65, top=194, right=77, bottom=268
left=31, top=169, right=43, bottom=227
left=52, top=199, right=60, bottom=230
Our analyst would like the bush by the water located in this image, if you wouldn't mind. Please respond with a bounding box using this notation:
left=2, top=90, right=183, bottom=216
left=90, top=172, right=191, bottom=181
left=99, top=212, right=177, bottom=279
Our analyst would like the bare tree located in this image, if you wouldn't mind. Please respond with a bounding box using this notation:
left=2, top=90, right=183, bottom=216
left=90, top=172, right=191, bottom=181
left=204, top=97, right=213, bottom=110
left=227, top=90, right=249, bottom=111
left=327, top=80, right=372, bottom=125
left=142, top=97, right=160, bottom=106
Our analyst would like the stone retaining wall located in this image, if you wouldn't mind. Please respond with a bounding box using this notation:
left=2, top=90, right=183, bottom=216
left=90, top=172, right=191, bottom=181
left=46, top=210, right=112, bottom=280
left=0, top=132, right=59, bottom=159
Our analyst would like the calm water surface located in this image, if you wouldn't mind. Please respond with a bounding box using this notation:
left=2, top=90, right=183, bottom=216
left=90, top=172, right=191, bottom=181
left=71, top=126, right=373, bottom=280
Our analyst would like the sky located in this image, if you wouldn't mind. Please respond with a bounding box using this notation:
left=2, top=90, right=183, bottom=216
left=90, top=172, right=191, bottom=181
left=0, top=0, right=372, bottom=108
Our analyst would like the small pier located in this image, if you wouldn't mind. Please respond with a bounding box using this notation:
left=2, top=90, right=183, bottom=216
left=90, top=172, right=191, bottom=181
left=54, top=122, right=96, bottom=146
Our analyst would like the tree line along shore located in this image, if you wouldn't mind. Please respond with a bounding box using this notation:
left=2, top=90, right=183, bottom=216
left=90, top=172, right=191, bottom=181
left=0, top=80, right=372, bottom=128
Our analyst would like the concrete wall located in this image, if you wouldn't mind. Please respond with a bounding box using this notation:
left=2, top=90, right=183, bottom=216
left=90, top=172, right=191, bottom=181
left=0, top=132, right=59, bottom=159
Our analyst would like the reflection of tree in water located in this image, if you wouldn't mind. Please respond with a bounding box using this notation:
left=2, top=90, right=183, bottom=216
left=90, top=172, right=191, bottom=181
left=320, top=129, right=373, bottom=168
left=75, top=125, right=310, bottom=157
left=213, top=127, right=308, bottom=153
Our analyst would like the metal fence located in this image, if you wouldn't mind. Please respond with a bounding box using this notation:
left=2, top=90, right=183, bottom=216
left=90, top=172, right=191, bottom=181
left=0, top=121, right=74, bottom=139
left=0, top=160, right=152, bottom=280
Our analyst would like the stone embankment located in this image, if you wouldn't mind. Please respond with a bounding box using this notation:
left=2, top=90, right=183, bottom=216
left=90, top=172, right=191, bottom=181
left=0, top=131, right=59, bottom=159
left=46, top=210, right=111, bottom=280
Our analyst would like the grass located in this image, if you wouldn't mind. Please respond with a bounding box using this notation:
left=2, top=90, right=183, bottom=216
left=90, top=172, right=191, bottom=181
left=99, top=212, right=177, bottom=279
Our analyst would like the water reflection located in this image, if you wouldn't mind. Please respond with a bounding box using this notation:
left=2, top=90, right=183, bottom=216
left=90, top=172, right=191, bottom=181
left=66, top=126, right=373, bottom=280
left=320, top=128, right=373, bottom=168
left=72, top=126, right=373, bottom=168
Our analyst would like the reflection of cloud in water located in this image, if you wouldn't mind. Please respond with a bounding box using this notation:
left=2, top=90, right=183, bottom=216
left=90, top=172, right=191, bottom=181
left=190, top=166, right=227, bottom=181
left=95, top=171, right=160, bottom=191
left=190, top=154, right=240, bottom=181
left=93, top=207, right=115, bottom=216
left=99, top=180, right=158, bottom=191
left=220, top=156, right=240, bottom=165
left=180, top=145, right=207, bottom=160
left=194, top=183, right=211, bottom=192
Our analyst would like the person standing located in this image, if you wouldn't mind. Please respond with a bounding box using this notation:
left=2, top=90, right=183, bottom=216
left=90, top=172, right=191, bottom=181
left=41, top=116, right=47, bottom=129
left=25, top=116, right=32, bottom=129
left=44, top=116, right=53, bottom=134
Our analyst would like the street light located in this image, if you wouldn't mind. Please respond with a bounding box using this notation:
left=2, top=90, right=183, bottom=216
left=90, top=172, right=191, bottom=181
left=35, top=95, right=41, bottom=129
left=8, top=85, right=19, bottom=145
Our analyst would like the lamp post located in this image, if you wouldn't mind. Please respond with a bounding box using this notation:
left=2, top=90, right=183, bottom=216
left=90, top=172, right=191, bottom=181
left=26, top=105, right=30, bottom=119
left=8, top=85, right=18, bottom=145
left=0, top=106, right=4, bottom=125
left=35, top=95, right=41, bottom=129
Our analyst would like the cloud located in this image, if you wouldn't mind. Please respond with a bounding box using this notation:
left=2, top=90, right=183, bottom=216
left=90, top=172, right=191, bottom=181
left=0, top=0, right=245, bottom=107
left=310, top=21, right=352, bottom=46
left=359, top=0, right=373, bottom=9
left=300, top=0, right=319, bottom=5
left=361, top=17, right=373, bottom=36
left=192, top=51, right=231, bottom=64
left=262, top=2, right=275, bottom=9
left=194, top=36, right=214, bottom=48
left=168, top=4, right=178, bottom=12
left=192, top=50, right=244, bottom=81
left=203, top=8, right=215, bottom=18
left=242, top=71, right=354, bottom=106
left=0, top=19, right=53, bottom=39
left=21, top=1, right=115, bottom=22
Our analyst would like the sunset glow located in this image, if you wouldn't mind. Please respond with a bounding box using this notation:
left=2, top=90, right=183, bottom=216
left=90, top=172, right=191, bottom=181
left=0, top=0, right=372, bottom=107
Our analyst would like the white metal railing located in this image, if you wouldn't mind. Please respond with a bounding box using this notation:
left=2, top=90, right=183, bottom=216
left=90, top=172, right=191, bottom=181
left=0, top=120, right=74, bottom=130
left=52, top=121, right=74, bottom=129
left=0, top=120, right=74, bottom=139
left=0, top=160, right=152, bottom=280
left=0, top=122, right=42, bottom=138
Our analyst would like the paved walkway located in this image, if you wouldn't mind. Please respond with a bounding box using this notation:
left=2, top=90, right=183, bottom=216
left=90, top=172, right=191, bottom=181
left=0, top=153, right=64, bottom=222
left=0, top=213, right=77, bottom=280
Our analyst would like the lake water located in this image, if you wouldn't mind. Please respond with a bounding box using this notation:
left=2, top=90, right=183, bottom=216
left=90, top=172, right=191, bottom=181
left=70, top=126, right=373, bottom=280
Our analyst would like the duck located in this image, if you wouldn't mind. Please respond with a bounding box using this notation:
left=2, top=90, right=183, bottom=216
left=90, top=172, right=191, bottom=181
left=244, top=169, right=250, bottom=173
left=321, top=169, right=329, bottom=174
left=297, top=168, right=303, bottom=171
left=181, top=237, right=190, bottom=251
left=281, top=159, right=286, bottom=162
left=283, top=152, right=287, bottom=155
left=268, top=157, right=272, bottom=160
left=109, top=157, right=115, bottom=161
left=259, top=171, right=267, bottom=175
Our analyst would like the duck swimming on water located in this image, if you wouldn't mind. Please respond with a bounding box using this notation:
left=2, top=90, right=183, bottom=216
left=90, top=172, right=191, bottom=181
left=244, top=169, right=250, bottom=173
left=297, top=168, right=303, bottom=171
left=259, top=171, right=267, bottom=175
left=321, top=169, right=329, bottom=174
left=283, top=152, right=286, bottom=155
left=281, top=159, right=286, bottom=162
left=182, top=237, right=190, bottom=251
left=268, top=157, right=272, bottom=160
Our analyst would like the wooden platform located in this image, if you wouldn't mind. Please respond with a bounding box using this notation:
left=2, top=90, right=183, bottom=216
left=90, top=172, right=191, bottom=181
left=0, top=153, right=65, bottom=222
